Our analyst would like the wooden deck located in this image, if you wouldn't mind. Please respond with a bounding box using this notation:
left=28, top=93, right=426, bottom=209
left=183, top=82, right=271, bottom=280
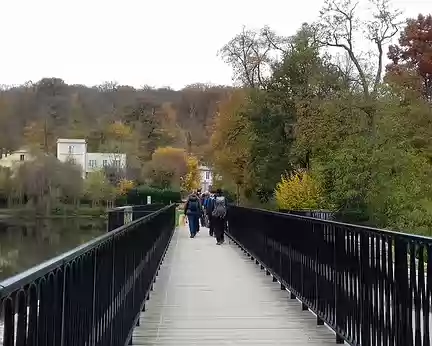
left=131, top=226, right=338, bottom=345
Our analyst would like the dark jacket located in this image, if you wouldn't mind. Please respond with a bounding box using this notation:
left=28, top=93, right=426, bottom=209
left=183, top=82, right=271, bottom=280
left=205, top=195, right=215, bottom=215
left=184, top=194, right=202, bottom=216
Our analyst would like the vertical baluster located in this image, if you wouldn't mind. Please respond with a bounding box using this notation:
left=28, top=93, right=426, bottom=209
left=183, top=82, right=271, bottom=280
left=416, top=245, right=425, bottom=346
left=394, top=238, right=410, bottom=346
left=16, top=290, right=27, bottom=346
left=3, top=297, right=14, bottom=346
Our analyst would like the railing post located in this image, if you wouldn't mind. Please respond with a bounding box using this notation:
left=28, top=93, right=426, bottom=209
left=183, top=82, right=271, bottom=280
left=359, top=231, right=370, bottom=346
left=394, top=238, right=410, bottom=346
left=90, top=250, right=97, bottom=346
left=109, top=240, right=116, bottom=346
left=59, top=263, right=67, bottom=346
left=314, top=222, right=321, bottom=325
left=334, top=228, right=344, bottom=344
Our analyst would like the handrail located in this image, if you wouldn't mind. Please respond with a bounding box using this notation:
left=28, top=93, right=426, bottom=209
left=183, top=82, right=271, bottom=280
left=0, top=204, right=172, bottom=296
left=236, top=205, right=432, bottom=243
left=227, top=205, right=432, bottom=346
left=0, top=204, right=176, bottom=346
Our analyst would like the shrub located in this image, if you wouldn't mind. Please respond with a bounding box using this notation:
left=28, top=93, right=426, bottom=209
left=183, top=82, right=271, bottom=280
left=275, top=170, right=324, bottom=211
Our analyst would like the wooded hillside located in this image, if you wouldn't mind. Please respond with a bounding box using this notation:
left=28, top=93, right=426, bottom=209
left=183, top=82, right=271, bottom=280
left=0, top=80, right=233, bottom=172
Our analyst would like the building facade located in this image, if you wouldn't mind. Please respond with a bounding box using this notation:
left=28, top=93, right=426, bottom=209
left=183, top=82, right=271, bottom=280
left=57, top=139, right=87, bottom=177
left=198, top=165, right=213, bottom=192
left=57, top=138, right=126, bottom=178
left=0, top=149, right=33, bottom=170
left=0, top=140, right=126, bottom=179
left=87, top=152, right=127, bottom=173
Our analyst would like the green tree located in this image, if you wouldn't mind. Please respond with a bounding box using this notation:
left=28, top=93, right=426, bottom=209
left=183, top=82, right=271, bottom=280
left=83, top=170, right=114, bottom=207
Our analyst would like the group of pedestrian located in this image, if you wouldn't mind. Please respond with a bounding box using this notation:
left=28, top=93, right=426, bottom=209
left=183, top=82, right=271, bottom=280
left=183, top=188, right=227, bottom=245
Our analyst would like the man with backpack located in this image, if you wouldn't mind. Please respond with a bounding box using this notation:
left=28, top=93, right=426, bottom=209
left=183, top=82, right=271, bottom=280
left=184, top=192, right=202, bottom=238
left=211, top=188, right=228, bottom=245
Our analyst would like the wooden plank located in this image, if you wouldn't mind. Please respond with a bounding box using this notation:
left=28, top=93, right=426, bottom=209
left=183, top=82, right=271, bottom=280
left=131, top=226, right=338, bottom=345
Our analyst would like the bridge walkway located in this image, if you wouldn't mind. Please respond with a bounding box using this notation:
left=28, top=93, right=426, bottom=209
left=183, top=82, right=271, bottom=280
left=131, top=226, right=337, bottom=345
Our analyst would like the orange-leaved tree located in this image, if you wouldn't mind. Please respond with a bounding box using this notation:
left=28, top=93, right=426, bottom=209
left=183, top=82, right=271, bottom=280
left=150, top=146, right=187, bottom=189
left=386, top=14, right=432, bottom=101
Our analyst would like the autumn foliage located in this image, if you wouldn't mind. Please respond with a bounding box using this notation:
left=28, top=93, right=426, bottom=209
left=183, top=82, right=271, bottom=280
left=149, top=147, right=188, bottom=189
left=211, top=90, right=251, bottom=193
left=181, top=156, right=201, bottom=193
left=275, top=171, right=323, bottom=211
left=386, top=14, right=432, bottom=101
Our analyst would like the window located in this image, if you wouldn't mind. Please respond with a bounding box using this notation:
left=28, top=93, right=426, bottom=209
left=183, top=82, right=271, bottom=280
left=88, top=159, right=97, bottom=168
left=20, top=154, right=25, bottom=161
left=113, top=159, right=121, bottom=167
left=103, top=160, right=108, bottom=167
left=68, top=145, right=74, bottom=154
left=205, top=171, right=210, bottom=180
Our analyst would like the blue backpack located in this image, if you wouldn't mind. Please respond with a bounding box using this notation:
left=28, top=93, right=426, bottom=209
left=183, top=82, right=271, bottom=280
left=188, top=199, right=199, bottom=213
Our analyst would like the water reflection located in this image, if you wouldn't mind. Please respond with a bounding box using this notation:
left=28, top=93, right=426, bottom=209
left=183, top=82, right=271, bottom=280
left=0, top=217, right=106, bottom=281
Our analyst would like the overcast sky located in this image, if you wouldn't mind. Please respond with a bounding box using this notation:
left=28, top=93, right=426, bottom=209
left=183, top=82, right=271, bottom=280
left=0, top=0, right=430, bottom=90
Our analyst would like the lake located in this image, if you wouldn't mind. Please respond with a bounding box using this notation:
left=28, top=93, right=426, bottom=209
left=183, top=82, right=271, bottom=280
left=0, top=217, right=106, bottom=281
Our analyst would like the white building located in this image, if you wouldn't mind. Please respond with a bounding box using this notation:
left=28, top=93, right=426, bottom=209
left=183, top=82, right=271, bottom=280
left=57, top=139, right=87, bottom=177
left=0, top=149, right=33, bottom=168
left=56, top=139, right=126, bottom=178
left=87, top=152, right=127, bottom=173
left=198, top=165, right=213, bottom=192
left=0, top=148, right=33, bottom=170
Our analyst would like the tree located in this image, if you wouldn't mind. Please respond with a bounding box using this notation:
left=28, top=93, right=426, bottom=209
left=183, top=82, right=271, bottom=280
left=0, top=167, right=12, bottom=206
left=181, top=156, right=200, bottom=193
left=316, top=0, right=401, bottom=93
left=218, top=26, right=289, bottom=88
left=149, top=147, right=188, bottom=189
left=34, top=78, right=70, bottom=153
left=241, top=25, right=342, bottom=198
left=386, top=14, right=432, bottom=102
left=12, top=155, right=83, bottom=213
left=117, top=179, right=135, bottom=196
left=275, top=170, right=324, bottom=210
left=83, top=170, right=113, bottom=207
left=211, top=90, right=253, bottom=196
left=100, top=121, right=135, bottom=184
left=0, top=95, right=21, bottom=156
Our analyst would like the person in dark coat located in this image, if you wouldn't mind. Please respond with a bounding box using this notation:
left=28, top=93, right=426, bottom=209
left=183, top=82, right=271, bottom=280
left=210, top=189, right=228, bottom=245
left=184, top=193, right=202, bottom=238
left=205, top=191, right=216, bottom=237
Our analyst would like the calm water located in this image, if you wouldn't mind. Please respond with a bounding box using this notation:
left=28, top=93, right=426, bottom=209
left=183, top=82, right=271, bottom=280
left=0, top=217, right=106, bottom=281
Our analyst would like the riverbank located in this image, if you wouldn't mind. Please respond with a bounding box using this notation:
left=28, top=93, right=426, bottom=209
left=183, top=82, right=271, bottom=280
left=0, top=205, right=108, bottom=219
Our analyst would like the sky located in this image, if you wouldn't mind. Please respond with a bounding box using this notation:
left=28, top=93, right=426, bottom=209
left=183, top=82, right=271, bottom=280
left=0, top=0, right=430, bottom=90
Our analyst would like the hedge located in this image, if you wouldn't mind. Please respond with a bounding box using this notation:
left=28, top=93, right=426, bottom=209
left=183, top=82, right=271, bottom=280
left=116, top=186, right=182, bottom=206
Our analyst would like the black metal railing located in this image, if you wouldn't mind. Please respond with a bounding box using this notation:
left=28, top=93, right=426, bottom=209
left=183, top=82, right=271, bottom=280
left=227, top=206, right=432, bottom=346
left=279, top=209, right=334, bottom=220
left=107, top=203, right=166, bottom=231
left=0, top=204, right=175, bottom=346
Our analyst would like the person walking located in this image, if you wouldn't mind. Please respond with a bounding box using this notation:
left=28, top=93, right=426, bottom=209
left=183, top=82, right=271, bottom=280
left=205, top=191, right=216, bottom=237
left=200, top=192, right=208, bottom=227
left=184, top=192, right=202, bottom=238
left=211, top=188, right=228, bottom=245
